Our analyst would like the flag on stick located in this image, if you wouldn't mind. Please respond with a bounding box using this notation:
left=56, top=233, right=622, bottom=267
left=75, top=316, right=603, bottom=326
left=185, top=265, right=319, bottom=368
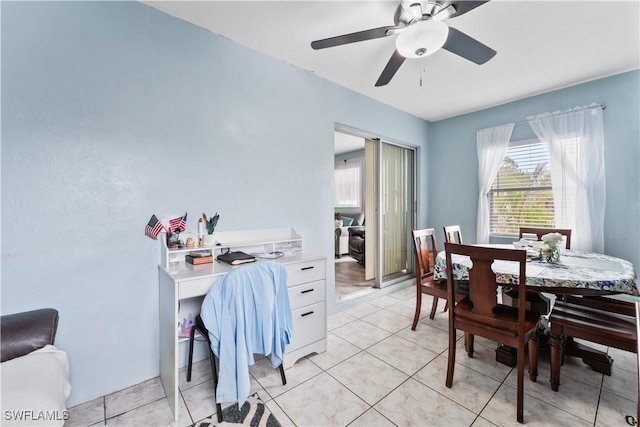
left=168, top=212, right=188, bottom=233
left=145, top=214, right=164, bottom=240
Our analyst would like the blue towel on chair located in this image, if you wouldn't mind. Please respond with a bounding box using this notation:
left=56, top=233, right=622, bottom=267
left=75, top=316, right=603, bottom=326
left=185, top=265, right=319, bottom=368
left=200, top=261, right=292, bottom=406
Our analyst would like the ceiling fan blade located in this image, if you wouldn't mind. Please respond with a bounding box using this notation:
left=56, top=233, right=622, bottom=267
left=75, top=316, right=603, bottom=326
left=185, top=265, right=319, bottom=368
left=442, top=27, right=496, bottom=64
left=375, top=50, right=406, bottom=87
left=444, top=1, right=490, bottom=19
left=311, top=26, right=398, bottom=50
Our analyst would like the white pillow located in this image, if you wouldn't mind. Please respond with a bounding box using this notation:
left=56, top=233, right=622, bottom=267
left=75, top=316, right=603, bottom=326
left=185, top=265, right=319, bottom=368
left=334, top=220, right=342, bottom=228
left=1, top=345, right=71, bottom=426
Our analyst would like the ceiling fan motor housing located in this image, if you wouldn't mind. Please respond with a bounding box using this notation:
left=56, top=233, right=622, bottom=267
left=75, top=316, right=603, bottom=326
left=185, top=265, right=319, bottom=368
left=397, top=0, right=451, bottom=26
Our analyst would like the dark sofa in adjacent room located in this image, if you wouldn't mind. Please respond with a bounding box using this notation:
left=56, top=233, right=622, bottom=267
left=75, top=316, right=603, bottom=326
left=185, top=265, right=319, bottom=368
left=348, top=226, right=365, bottom=265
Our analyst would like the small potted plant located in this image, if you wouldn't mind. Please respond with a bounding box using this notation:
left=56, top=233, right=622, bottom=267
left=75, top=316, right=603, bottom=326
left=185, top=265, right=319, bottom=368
left=202, top=212, right=219, bottom=246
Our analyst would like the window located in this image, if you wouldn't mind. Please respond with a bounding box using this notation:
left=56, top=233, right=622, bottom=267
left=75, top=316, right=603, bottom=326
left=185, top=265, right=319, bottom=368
left=489, top=139, right=555, bottom=235
left=334, top=159, right=362, bottom=208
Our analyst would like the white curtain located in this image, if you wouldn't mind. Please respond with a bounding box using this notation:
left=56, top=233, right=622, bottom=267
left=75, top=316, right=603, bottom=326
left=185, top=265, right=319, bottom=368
left=527, top=104, right=605, bottom=252
left=476, top=123, right=515, bottom=243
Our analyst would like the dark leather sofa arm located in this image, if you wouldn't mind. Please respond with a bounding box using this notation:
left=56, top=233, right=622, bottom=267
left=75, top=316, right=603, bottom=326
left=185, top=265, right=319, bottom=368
left=349, top=226, right=365, bottom=238
left=1, top=308, right=59, bottom=362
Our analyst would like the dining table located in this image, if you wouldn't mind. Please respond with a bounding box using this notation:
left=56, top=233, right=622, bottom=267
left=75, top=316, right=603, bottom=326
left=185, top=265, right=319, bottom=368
left=433, top=245, right=639, bottom=373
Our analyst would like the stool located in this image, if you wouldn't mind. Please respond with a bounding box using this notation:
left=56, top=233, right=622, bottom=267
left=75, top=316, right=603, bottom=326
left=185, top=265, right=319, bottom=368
left=187, top=314, right=287, bottom=422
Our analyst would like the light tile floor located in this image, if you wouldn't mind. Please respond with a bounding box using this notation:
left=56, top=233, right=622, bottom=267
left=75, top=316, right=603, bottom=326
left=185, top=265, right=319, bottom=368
left=66, top=286, right=638, bottom=426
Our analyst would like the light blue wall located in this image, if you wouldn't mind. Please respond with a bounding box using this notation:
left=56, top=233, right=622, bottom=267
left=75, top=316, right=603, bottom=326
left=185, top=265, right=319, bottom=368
left=1, top=2, right=430, bottom=406
left=4, top=0, right=638, bottom=409
left=428, top=70, right=640, bottom=269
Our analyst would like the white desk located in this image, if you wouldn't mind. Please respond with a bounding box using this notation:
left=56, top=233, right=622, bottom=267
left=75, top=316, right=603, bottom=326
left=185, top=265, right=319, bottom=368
left=158, top=228, right=326, bottom=420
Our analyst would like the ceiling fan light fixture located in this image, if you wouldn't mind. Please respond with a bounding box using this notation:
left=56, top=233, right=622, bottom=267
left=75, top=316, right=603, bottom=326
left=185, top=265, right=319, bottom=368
left=395, top=20, right=449, bottom=59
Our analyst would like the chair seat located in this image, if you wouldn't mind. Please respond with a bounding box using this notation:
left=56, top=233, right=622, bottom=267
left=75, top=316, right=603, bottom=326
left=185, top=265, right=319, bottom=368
left=419, top=277, right=468, bottom=299
left=550, top=300, right=637, bottom=353
left=456, top=299, right=540, bottom=338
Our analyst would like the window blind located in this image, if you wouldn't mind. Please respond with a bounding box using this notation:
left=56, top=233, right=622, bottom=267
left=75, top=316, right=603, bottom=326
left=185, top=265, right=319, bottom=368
left=489, top=139, right=555, bottom=234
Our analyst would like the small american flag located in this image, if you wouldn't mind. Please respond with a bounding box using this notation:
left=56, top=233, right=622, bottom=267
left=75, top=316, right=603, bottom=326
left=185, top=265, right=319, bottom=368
left=168, top=212, right=187, bottom=233
left=145, top=214, right=164, bottom=240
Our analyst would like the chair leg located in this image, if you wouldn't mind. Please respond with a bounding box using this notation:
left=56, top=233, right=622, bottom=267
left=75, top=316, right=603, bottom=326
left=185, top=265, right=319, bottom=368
left=199, top=323, right=223, bottom=423
left=412, top=290, right=422, bottom=330
left=464, top=333, right=475, bottom=358
left=193, top=316, right=223, bottom=422
left=429, top=296, right=439, bottom=320
left=279, top=364, right=287, bottom=385
left=516, top=340, right=525, bottom=424
left=527, top=335, right=538, bottom=382
left=446, top=326, right=456, bottom=388
left=207, top=347, right=223, bottom=423
left=550, top=333, right=563, bottom=392
left=187, top=324, right=197, bottom=382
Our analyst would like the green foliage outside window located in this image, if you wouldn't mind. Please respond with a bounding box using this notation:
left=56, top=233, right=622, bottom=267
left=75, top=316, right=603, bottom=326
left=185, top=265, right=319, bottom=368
left=490, top=143, right=555, bottom=235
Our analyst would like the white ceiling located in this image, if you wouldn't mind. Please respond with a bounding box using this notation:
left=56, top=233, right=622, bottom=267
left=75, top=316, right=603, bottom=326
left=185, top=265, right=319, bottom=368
left=334, top=131, right=365, bottom=155
left=144, top=0, right=640, bottom=122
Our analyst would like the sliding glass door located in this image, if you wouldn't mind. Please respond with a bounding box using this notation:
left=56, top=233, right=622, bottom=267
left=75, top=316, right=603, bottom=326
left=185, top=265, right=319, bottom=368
left=333, top=126, right=416, bottom=299
left=378, top=141, right=415, bottom=286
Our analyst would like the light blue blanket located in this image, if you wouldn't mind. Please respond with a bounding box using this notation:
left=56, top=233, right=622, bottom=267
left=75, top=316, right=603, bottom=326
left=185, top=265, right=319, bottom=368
left=200, top=261, right=292, bottom=406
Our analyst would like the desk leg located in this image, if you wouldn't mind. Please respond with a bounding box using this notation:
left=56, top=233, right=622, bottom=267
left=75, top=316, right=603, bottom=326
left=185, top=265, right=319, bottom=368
left=159, top=271, right=179, bottom=421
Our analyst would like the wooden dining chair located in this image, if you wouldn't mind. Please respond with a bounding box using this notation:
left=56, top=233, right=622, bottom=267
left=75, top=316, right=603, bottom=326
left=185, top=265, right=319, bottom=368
left=443, top=225, right=463, bottom=244
left=444, top=243, right=540, bottom=424
left=411, top=228, right=467, bottom=330
left=518, top=227, right=572, bottom=249
left=503, top=227, right=573, bottom=319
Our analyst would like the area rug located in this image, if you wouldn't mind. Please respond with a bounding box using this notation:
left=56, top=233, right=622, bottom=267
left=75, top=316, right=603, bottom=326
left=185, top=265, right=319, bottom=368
left=192, top=393, right=282, bottom=427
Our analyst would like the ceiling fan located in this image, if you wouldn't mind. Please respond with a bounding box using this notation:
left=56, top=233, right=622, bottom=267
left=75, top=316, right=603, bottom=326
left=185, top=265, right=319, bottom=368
left=310, top=0, right=496, bottom=87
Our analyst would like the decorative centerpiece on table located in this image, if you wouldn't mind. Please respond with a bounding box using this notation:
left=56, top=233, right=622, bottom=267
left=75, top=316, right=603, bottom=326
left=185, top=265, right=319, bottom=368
left=541, top=232, right=563, bottom=263
left=202, top=212, right=219, bottom=246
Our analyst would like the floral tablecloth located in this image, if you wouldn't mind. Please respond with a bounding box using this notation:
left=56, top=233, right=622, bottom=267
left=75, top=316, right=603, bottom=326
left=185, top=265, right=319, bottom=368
left=433, top=248, right=639, bottom=296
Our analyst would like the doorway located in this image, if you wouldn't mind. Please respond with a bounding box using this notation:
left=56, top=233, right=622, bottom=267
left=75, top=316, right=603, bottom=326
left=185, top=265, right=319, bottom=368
left=333, top=127, right=416, bottom=302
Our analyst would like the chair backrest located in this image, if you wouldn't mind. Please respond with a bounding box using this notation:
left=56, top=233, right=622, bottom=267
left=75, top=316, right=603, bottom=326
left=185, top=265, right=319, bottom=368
left=518, top=227, right=572, bottom=249
left=443, top=225, right=463, bottom=244
left=412, top=228, right=438, bottom=281
left=444, top=243, right=527, bottom=334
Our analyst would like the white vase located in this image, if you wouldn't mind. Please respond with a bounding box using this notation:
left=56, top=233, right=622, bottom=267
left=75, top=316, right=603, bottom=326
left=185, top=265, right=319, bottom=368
left=203, top=233, right=216, bottom=246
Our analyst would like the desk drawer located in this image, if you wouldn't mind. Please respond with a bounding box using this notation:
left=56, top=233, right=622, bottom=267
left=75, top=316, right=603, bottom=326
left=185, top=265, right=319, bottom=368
left=289, top=301, right=325, bottom=350
left=179, top=277, right=220, bottom=299
left=285, top=259, right=325, bottom=287
left=288, top=280, right=325, bottom=309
